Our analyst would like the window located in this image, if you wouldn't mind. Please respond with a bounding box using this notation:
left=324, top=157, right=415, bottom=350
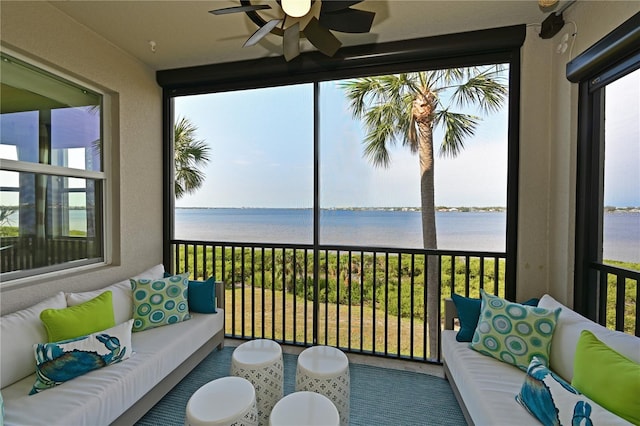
left=0, top=53, right=105, bottom=281
left=570, top=12, right=639, bottom=335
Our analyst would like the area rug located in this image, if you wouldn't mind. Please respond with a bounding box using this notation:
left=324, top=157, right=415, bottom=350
left=136, top=346, right=465, bottom=426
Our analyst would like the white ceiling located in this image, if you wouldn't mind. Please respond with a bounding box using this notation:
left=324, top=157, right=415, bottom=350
left=48, top=0, right=557, bottom=71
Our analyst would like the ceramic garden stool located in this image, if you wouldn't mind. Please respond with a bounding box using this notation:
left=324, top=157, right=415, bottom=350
left=185, top=376, right=258, bottom=426
left=269, top=391, right=340, bottom=426
left=230, top=339, right=284, bottom=426
left=295, top=345, right=350, bottom=426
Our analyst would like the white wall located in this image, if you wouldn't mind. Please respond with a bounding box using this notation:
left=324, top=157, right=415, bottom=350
left=0, top=2, right=164, bottom=313
left=519, top=1, right=640, bottom=305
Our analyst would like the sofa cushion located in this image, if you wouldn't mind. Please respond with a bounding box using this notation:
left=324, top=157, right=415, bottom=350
left=130, top=273, right=191, bottom=332
left=538, top=294, right=640, bottom=382
left=572, top=330, right=640, bottom=424
left=1, top=312, right=223, bottom=426
left=66, top=264, right=166, bottom=325
left=40, top=291, right=115, bottom=342
left=1, top=292, right=67, bottom=388
left=452, top=293, right=538, bottom=342
left=30, top=320, right=133, bottom=394
left=470, top=290, right=560, bottom=371
left=442, top=330, right=538, bottom=425
left=516, top=356, right=632, bottom=426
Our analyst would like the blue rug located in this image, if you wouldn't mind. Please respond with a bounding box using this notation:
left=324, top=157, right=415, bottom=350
left=136, top=346, right=465, bottom=426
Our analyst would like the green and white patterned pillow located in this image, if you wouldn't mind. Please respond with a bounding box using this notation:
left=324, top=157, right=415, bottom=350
left=470, top=290, right=561, bottom=371
left=130, top=273, right=191, bottom=332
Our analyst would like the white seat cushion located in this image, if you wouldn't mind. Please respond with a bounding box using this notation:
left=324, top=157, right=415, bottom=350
left=442, top=330, right=539, bottom=425
left=2, top=311, right=224, bottom=426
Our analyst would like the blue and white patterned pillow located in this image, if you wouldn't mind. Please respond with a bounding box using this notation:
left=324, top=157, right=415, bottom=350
left=516, top=357, right=633, bottom=425
left=30, top=320, right=133, bottom=394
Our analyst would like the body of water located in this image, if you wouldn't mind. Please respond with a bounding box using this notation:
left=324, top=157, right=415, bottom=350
left=175, top=208, right=640, bottom=263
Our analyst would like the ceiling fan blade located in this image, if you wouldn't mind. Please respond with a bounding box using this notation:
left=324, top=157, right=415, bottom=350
left=320, top=1, right=364, bottom=13
left=303, top=17, right=342, bottom=57
left=283, top=23, right=301, bottom=62
left=209, top=4, right=271, bottom=15
left=244, top=18, right=283, bottom=47
left=319, top=9, right=375, bottom=33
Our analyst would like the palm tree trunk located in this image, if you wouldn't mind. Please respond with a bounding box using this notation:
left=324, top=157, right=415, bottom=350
left=417, top=119, right=440, bottom=360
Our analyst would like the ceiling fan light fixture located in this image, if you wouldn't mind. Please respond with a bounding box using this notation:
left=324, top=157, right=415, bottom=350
left=538, top=0, right=559, bottom=7
left=281, top=0, right=312, bottom=18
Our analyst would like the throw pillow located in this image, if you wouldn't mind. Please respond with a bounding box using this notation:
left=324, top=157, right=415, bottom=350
left=189, top=277, right=217, bottom=314
left=572, top=330, right=640, bottom=425
left=130, top=273, right=191, bottom=332
left=30, top=320, right=133, bottom=394
left=470, top=289, right=560, bottom=371
left=40, top=291, right=116, bottom=342
left=451, top=293, right=539, bottom=342
left=67, top=280, right=133, bottom=325
left=516, top=356, right=633, bottom=426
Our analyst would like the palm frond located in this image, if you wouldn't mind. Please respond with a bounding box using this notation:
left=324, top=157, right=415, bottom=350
left=433, top=110, right=480, bottom=158
left=450, top=67, right=508, bottom=114
left=174, top=116, right=211, bottom=199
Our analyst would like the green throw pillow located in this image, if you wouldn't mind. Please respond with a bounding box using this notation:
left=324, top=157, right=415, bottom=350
left=470, top=289, right=560, bottom=371
left=572, top=330, right=640, bottom=424
left=40, top=291, right=115, bottom=342
left=130, top=273, right=191, bottom=332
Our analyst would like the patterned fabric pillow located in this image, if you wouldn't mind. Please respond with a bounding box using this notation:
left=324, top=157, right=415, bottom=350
left=30, top=320, right=133, bottom=394
left=130, top=273, right=191, bottom=332
left=470, top=289, right=560, bottom=370
left=516, top=357, right=633, bottom=426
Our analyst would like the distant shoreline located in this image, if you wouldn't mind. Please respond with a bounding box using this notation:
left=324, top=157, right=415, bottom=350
left=175, top=206, right=640, bottom=213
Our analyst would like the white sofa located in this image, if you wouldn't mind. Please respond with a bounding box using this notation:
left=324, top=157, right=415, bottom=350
left=442, top=294, right=640, bottom=426
left=0, top=265, right=225, bottom=426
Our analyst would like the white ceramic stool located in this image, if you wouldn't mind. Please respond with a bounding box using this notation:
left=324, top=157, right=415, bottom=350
left=295, top=346, right=350, bottom=426
left=269, top=391, right=340, bottom=426
left=185, top=376, right=258, bottom=426
left=231, top=339, right=284, bottom=426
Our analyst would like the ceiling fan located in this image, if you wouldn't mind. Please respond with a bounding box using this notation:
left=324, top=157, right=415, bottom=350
left=209, top=0, right=376, bottom=61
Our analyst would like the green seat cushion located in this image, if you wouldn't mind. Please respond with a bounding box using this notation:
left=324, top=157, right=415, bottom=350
left=470, top=289, right=560, bottom=371
left=130, top=273, right=191, bottom=332
left=572, top=330, right=640, bottom=424
left=40, top=291, right=115, bottom=342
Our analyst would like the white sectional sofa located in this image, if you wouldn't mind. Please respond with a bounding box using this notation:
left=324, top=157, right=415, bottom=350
left=0, top=265, right=225, bottom=426
left=442, top=294, right=640, bottom=426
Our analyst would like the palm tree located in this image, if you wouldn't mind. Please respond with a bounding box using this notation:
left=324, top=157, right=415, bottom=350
left=341, top=66, right=507, bottom=358
left=174, top=116, right=211, bottom=199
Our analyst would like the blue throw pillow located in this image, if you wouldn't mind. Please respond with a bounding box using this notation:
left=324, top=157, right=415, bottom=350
left=451, top=293, right=539, bottom=342
left=189, top=277, right=217, bottom=314
left=30, top=320, right=133, bottom=394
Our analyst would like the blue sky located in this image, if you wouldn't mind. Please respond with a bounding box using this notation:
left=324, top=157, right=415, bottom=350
left=174, top=69, right=639, bottom=209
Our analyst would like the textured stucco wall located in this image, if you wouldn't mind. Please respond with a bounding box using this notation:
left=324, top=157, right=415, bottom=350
left=1, top=1, right=164, bottom=313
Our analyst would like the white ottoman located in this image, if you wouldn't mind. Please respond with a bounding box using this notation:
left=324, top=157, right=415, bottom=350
left=295, top=346, right=350, bottom=426
left=185, top=376, right=258, bottom=426
left=231, top=339, right=284, bottom=426
left=269, top=391, right=340, bottom=426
